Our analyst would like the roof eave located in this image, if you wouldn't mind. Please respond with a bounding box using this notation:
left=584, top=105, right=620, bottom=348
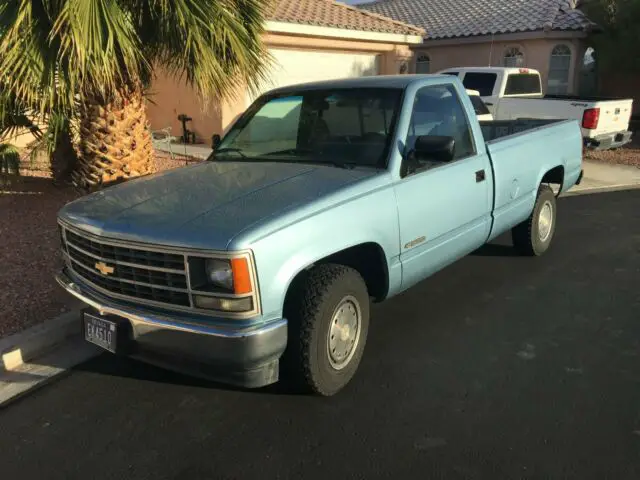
left=417, top=28, right=590, bottom=47
left=265, top=21, right=424, bottom=45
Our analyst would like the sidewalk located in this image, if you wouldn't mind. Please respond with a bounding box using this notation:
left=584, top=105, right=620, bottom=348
left=157, top=142, right=212, bottom=160
left=563, top=160, right=640, bottom=195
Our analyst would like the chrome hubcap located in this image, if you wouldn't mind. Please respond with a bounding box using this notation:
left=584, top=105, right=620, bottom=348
left=538, top=201, right=553, bottom=242
left=327, top=295, right=361, bottom=370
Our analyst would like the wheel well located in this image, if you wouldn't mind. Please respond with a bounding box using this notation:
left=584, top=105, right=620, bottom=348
left=284, top=243, right=389, bottom=311
left=541, top=165, right=564, bottom=188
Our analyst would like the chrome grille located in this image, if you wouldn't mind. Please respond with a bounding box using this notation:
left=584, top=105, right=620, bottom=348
left=62, top=226, right=190, bottom=308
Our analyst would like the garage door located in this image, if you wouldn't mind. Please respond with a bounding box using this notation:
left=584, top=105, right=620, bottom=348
left=247, top=48, right=380, bottom=106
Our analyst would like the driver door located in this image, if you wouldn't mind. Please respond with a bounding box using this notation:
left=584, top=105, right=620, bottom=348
left=394, top=83, right=493, bottom=291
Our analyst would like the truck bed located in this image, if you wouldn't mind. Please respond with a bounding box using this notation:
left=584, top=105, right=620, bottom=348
left=482, top=119, right=583, bottom=243
left=479, top=119, right=563, bottom=142
left=512, top=95, right=633, bottom=102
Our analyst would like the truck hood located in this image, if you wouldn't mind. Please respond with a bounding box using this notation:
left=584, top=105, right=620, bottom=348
left=58, top=161, right=377, bottom=250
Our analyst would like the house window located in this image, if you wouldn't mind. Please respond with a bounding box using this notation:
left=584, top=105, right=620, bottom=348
left=548, top=44, right=572, bottom=95
left=503, top=47, right=524, bottom=67
left=416, top=54, right=430, bottom=74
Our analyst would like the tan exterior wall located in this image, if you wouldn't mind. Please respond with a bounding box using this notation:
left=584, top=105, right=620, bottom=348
left=415, top=37, right=586, bottom=94
left=147, top=32, right=415, bottom=142
left=145, top=71, right=223, bottom=146
left=2, top=130, right=39, bottom=149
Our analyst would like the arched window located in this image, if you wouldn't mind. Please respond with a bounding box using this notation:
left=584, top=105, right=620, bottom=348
left=503, top=46, right=524, bottom=67
left=548, top=44, right=572, bottom=94
left=416, top=54, right=430, bottom=74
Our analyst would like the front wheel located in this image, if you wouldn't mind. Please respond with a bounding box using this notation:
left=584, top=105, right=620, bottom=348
left=512, top=184, right=557, bottom=256
left=282, top=264, right=370, bottom=396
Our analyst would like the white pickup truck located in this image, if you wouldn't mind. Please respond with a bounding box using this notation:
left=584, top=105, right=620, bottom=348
left=437, top=67, right=634, bottom=150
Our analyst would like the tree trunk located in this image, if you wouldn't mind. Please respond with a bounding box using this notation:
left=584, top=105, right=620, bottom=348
left=50, top=127, right=77, bottom=186
left=72, top=85, right=155, bottom=191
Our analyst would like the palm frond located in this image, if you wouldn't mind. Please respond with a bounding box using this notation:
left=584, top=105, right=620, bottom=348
left=130, top=0, right=272, bottom=103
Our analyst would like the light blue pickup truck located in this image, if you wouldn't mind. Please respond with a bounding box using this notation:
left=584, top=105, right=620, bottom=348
left=56, top=75, right=583, bottom=396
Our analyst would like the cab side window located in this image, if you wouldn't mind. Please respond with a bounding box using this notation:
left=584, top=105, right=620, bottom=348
left=405, top=84, right=475, bottom=171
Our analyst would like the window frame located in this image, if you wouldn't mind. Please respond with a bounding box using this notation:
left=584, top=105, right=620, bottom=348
left=503, top=45, right=525, bottom=68
left=400, top=83, right=478, bottom=179
left=547, top=43, right=573, bottom=95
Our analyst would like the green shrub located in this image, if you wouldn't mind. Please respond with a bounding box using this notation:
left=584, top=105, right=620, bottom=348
left=0, top=143, right=21, bottom=187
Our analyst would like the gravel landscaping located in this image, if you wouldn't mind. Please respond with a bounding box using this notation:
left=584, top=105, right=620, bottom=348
left=585, top=145, right=640, bottom=168
left=0, top=151, right=199, bottom=338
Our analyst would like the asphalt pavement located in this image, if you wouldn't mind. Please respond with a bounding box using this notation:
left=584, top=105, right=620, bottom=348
left=1, top=190, right=639, bottom=480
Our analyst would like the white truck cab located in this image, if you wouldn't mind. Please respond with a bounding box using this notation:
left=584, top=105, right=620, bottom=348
left=439, top=67, right=634, bottom=150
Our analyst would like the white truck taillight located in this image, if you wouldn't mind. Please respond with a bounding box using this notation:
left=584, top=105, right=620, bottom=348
left=582, top=108, right=600, bottom=130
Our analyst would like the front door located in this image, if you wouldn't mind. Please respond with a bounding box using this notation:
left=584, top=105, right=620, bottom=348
left=393, top=83, right=493, bottom=291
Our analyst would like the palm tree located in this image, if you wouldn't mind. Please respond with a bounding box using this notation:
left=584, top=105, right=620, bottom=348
left=0, top=0, right=271, bottom=190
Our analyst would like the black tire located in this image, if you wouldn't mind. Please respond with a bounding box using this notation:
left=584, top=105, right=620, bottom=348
left=282, top=264, right=370, bottom=396
left=512, top=184, right=557, bottom=256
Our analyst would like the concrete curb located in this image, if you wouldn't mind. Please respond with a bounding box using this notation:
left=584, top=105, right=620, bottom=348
left=0, top=309, right=100, bottom=408
left=1, top=310, right=81, bottom=372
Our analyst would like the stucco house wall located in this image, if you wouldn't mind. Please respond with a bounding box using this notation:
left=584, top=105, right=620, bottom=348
left=414, top=36, right=587, bottom=94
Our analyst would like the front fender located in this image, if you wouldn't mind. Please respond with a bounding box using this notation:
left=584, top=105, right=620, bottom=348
left=247, top=185, right=400, bottom=321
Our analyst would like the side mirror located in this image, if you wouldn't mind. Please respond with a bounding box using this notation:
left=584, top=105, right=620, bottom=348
left=211, top=134, right=221, bottom=149
left=414, top=135, right=455, bottom=163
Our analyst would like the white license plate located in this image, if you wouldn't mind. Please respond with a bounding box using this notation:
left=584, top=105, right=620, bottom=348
left=84, top=313, right=117, bottom=352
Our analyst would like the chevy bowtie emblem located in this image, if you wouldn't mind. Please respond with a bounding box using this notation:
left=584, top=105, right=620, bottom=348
left=95, top=261, right=115, bottom=276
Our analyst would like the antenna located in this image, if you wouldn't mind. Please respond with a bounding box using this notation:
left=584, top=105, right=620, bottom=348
left=488, top=32, right=495, bottom=66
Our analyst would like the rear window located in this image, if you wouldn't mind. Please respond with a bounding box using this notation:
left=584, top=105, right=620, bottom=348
left=441, top=71, right=459, bottom=76
left=504, top=73, right=542, bottom=95
left=461, top=73, right=497, bottom=97
left=469, top=95, right=490, bottom=116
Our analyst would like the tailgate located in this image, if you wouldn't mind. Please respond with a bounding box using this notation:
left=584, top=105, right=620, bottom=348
left=589, top=99, right=633, bottom=135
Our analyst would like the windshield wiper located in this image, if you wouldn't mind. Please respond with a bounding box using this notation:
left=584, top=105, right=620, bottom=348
left=260, top=148, right=313, bottom=157
left=319, top=161, right=356, bottom=170
left=213, top=147, right=248, bottom=159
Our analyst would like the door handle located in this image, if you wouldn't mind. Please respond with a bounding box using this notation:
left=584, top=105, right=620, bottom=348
left=475, top=169, right=486, bottom=182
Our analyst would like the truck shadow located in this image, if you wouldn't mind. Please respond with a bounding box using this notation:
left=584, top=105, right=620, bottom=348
left=73, top=353, right=303, bottom=396
left=471, top=243, right=519, bottom=257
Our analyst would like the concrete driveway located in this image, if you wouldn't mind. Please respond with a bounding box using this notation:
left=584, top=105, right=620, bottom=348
left=575, top=160, right=640, bottom=192
left=1, top=190, right=639, bottom=479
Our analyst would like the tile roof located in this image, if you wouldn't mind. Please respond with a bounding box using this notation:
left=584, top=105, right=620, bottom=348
left=267, top=0, right=425, bottom=36
left=358, top=0, right=598, bottom=40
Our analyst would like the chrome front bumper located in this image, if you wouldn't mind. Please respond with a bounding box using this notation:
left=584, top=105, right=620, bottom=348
left=56, top=268, right=288, bottom=388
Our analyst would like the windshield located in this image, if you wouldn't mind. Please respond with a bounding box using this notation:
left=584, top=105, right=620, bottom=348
left=212, top=87, right=403, bottom=169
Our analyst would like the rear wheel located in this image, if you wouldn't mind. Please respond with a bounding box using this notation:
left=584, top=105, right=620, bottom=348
left=282, top=264, right=370, bottom=396
left=512, top=184, right=557, bottom=256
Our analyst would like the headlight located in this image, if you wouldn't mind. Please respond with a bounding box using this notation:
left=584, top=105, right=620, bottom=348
left=189, top=255, right=256, bottom=302
left=205, top=259, right=233, bottom=290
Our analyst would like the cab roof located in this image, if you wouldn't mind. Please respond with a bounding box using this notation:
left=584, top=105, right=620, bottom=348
left=267, top=74, right=454, bottom=94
